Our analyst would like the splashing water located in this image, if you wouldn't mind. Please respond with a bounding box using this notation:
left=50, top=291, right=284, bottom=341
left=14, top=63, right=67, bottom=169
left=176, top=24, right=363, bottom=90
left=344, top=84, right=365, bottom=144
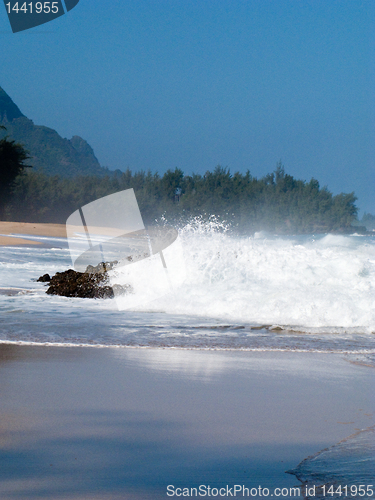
left=0, top=221, right=374, bottom=352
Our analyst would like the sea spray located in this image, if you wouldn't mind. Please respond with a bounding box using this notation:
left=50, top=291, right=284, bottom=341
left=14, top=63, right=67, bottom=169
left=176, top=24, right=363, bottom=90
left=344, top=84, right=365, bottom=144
left=145, top=223, right=375, bottom=330
left=0, top=223, right=374, bottom=349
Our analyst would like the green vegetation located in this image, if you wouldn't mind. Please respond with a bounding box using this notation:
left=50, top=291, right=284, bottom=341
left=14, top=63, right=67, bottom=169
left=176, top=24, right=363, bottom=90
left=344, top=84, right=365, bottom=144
left=2, top=162, right=360, bottom=234
left=0, top=125, right=31, bottom=217
left=0, top=87, right=365, bottom=234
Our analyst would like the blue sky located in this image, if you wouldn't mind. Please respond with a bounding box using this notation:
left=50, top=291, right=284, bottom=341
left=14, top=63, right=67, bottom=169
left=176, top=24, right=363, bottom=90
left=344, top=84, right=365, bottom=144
left=1, top=0, right=374, bottom=215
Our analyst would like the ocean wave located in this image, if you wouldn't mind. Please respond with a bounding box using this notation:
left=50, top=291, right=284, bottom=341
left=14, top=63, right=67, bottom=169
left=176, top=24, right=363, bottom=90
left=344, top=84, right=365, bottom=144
left=287, top=426, right=375, bottom=499
left=1, top=229, right=375, bottom=350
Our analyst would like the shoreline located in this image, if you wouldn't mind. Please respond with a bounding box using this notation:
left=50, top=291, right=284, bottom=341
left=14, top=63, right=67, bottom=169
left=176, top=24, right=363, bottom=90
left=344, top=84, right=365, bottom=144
left=0, top=220, right=373, bottom=247
left=0, top=345, right=373, bottom=499
left=0, top=221, right=67, bottom=246
left=1, top=224, right=374, bottom=497
left=0, top=338, right=374, bottom=355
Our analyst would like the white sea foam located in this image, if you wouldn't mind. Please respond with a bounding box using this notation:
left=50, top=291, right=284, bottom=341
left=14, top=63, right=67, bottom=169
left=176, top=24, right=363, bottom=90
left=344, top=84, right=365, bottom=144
left=1, top=228, right=373, bottom=493
left=140, top=226, right=375, bottom=330
left=0, top=226, right=374, bottom=350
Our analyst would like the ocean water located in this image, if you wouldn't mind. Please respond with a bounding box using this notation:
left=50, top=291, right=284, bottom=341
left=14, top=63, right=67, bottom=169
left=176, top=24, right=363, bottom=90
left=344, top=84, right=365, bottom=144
left=1, top=223, right=375, bottom=493
left=287, top=426, right=375, bottom=499
left=0, top=223, right=374, bottom=357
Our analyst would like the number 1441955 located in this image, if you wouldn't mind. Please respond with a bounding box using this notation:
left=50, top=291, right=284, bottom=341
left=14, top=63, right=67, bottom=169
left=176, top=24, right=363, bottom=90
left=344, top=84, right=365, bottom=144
left=320, top=485, right=374, bottom=497
left=5, top=2, right=60, bottom=14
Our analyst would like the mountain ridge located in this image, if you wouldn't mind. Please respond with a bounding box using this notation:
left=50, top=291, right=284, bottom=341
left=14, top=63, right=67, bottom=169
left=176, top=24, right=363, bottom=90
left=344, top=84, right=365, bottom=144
left=0, top=87, right=111, bottom=177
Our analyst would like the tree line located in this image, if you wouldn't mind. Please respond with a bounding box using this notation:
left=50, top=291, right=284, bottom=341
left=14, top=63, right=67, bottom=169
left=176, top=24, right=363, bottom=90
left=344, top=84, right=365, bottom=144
left=0, top=150, right=361, bottom=233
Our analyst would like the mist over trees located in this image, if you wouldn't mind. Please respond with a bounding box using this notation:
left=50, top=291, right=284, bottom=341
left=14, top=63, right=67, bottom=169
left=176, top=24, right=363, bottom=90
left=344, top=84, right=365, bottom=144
left=1, top=161, right=361, bottom=234
left=359, top=213, right=375, bottom=231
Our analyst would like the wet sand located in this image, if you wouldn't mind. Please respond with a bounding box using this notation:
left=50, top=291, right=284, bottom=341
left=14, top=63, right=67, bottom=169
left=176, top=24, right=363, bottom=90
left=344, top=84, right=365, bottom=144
left=0, top=345, right=373, bottom=500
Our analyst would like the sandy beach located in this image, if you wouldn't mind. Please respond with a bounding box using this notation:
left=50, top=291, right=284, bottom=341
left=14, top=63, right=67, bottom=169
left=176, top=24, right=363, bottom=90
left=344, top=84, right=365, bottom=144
left=0, top=345, right=374, bottom=500
left=0, top=225, right=374, bottom=499
left=0, top=221, right=67, bottom=246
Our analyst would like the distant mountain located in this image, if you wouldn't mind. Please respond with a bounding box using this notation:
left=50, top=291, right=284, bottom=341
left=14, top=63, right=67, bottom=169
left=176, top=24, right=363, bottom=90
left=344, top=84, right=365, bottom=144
left=0, top=87, right=110, bottom=177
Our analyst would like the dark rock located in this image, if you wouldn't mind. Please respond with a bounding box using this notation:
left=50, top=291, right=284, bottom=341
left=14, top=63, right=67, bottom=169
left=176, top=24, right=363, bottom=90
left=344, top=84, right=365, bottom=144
left=37, top=263, right=131, bottom=299
left=37, top=273, right=51, bottom=282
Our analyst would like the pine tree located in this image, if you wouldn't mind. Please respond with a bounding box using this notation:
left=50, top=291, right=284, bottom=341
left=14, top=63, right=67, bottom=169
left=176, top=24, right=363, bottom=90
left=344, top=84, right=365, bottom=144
left=0, top=125, right=31, bottom=217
